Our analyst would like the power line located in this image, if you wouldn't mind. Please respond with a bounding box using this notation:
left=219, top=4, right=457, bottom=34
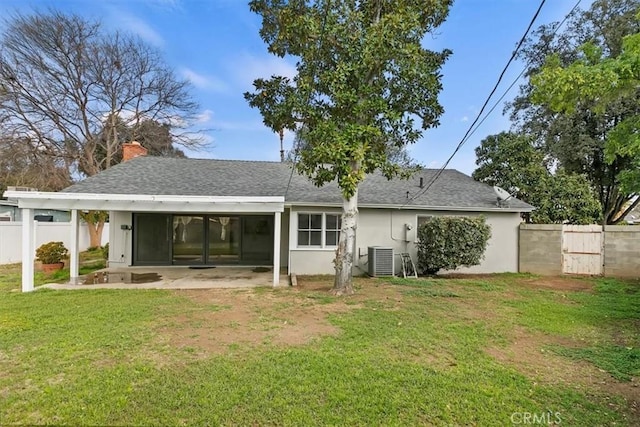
left=404, top=0, right=550, bottom=206
left=284, top=0, right=332, bottom=199
left=454, top=0, right=582, bottom=152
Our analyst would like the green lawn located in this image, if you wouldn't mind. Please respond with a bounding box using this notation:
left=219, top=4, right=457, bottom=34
left=0, top=269, right=638, bottom=425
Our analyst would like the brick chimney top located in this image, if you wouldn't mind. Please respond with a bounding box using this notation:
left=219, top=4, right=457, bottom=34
left=122, top=141, right=148, bottom=161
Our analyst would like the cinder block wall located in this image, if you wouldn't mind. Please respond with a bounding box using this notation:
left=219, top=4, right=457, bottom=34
left=604, top=226, right=640, bottom=278
left=519, top=224, right=563, bottom=275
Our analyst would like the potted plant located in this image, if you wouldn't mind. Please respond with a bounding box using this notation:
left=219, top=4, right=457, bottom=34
left=36, top=241, right=69, bottom=273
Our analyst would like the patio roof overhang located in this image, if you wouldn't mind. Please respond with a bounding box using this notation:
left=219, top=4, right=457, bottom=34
left=5, top=190, right=286, bottom=292
left=3, top=191, right=285, bottom=213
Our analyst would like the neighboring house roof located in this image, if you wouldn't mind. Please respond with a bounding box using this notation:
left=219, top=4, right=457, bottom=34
left=624, top=202, right=640, bottom=224
left=63, top=157, right=534, bottom=212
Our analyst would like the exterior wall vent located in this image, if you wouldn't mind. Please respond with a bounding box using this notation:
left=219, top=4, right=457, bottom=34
left=368, top=246, right=394, bottom=277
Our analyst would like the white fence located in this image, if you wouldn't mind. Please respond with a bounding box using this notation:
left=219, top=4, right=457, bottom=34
left=0, top=222, right=110, bottom=265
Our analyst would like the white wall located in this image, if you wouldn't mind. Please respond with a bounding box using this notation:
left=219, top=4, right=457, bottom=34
left=288, top=206, right=523, bottom=275
left=0, top=222, right=110, bottom=265
left=107, top=211, right=133, bottom=267
left=288, top=206, right=342, bottom=275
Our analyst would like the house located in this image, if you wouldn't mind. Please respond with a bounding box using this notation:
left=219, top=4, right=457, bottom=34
left=624, top=201, right=640, bottom=224
left=4, top=143, right=534, bottom=292
left=0, top=199, right=71, bottom=222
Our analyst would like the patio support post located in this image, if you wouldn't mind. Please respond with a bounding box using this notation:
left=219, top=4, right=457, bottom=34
left=273, top=211, right=281, bottom=287
left=70, top=209, right=80, bottom=282
left=21, top=208, right=35, bottom=292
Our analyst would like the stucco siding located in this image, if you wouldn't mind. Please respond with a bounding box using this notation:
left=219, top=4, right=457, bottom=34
left=287, top=206, right=522, bottom=275
left=108, top=211, right=133, bottom=267
left=288, top=206, right=341, bottom=275
left=356, top=209, right=521, bottom=275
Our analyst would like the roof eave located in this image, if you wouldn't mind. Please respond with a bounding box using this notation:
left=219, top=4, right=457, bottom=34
left=3, top=191, right=285, bottom=213
left=285, top=201, right=534, bottom=213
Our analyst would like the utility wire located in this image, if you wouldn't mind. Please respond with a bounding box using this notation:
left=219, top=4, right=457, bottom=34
left=452, top=0, right=582, bottom=153
left=404, top=0, right=549, bottom=206
left=284, top=0, right=332, bottom=199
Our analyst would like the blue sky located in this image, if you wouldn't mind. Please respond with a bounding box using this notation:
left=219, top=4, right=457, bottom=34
left=0, top=0, right=585, bottom=175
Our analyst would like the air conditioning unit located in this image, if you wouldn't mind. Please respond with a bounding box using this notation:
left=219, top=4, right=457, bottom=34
left=368, top=246, right=394, bottom=277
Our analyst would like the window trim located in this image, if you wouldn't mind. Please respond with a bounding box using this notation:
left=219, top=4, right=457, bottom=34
left=297, top=213, right=323, bottom=247
left=416, top=215, right=434, bottom=230
left=296, top=212, right=342, bottom=249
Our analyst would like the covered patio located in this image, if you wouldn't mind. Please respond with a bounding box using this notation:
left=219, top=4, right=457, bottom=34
left=3, top=190, right=285, bottom=292
left=39, top=266, right=290, bottom=290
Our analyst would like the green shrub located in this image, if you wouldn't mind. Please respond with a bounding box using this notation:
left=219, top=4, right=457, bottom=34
left=101, top=243, right=109, bottom=261
left=416, top=216, right=491, bottom=275
left=35, top=241, right=69, bottom=264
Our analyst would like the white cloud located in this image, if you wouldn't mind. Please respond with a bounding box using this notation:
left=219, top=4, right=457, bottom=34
left=195, top=109, right=213, bottom=124
left=427, top=161, right=441, bottom=169
left=180, top=68, right=229, bottom=93
left=193, top=109, right=266, bottom=131
left=146, top=0, right=183, bottom=11
left=212, top=119, right=266, bottom=132
left=117, top=13, right=164, bottom=47
left=461, top=116, right=469, bottom=122
left=231, top=53, right=297, bottom=89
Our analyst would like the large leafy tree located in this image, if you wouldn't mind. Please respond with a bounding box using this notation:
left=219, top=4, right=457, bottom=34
left=245, top=0, right=451, bottom=295
left=0, top=10, right=201, bottom=244
left=287, top=128, right=421, bottom=169
left=531, top=31, right=640, bottom=204
left=508, top=0, right=640, bottom=224
left=473, top=132, right=601, bottom=224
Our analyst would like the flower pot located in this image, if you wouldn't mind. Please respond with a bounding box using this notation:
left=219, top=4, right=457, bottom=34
left=41, top=262, right=64, bottom=273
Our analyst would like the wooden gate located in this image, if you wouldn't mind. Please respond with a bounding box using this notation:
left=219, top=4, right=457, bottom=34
left=562, top=225, right=603, bottom=275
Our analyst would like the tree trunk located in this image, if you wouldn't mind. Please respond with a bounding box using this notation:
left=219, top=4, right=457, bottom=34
left=332, top=188, right=358, bottom=296
left=86, top=219, right=105, bottom=248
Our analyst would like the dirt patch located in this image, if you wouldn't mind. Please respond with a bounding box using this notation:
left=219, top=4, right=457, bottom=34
left=155, top=276, right=404, bottom=357
left=156, top=286, right=359, bottom=357
left=516, top=276, right=595, bottom=292
left=485, top=327, right=639, bottom=423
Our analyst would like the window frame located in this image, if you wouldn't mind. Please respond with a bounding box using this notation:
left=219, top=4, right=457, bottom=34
left=297, top=213, right=323, bottom=247
left=296, top=212, right=342, bottom=249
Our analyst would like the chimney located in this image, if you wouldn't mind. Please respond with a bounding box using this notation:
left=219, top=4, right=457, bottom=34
left=122, top=141, right=148, bottom=161
left=419, top=177, right=424, bottom=188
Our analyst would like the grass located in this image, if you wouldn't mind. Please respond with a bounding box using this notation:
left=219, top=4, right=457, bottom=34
left=0, top=257, right=106, bottom=292
left=548, top=345, right=640, bottom=381
left=0, top=270, right=638, bottom=425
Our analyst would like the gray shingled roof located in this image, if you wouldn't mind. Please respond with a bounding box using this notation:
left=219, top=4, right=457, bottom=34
left=63, top=157, right=533, bottom=211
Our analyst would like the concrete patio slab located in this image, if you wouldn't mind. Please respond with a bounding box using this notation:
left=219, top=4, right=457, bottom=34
left=38, top=266, right=290, bottom=290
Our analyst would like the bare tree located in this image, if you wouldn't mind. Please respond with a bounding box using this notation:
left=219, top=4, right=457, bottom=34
left=0, top=135, right=71, bottom=196
left=0, top=10, right=203, bottom=245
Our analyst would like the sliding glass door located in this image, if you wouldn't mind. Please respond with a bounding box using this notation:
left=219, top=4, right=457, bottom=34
left=172, top=215, right=205, bottom=264
left=207, top=216, right=240, bottom=263
left=133, top=214, right=171, bottom=264
left=133, top=213, right=273, bottom=266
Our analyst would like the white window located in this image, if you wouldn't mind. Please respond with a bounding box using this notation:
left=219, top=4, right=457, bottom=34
left=297, top=213, right=342, bottom=248
left=417, top=215, right=433, bottom=229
